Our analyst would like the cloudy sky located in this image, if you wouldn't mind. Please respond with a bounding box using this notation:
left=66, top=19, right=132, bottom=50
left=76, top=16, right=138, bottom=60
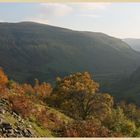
left=0, top=3, right=140, bottom=38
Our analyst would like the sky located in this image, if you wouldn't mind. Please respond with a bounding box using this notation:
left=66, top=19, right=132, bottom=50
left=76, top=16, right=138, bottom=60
left=0, top=3, right=140, bottom=38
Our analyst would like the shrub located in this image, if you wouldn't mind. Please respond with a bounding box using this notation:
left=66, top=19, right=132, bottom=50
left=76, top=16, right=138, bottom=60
left=59, top=119, right=110, bottom=137
left=8, top=95, right=34, bottom=118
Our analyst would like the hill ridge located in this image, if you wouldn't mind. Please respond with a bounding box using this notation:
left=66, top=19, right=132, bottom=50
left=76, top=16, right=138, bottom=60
left=0, top=22, right=139, bottom=84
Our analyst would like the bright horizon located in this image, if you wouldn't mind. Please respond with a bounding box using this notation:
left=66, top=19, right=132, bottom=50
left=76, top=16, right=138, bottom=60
left=0, top=3, right=140, bottom=39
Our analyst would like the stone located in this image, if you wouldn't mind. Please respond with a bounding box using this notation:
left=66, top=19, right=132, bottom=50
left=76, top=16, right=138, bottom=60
left=28, top=125, right=32, bottom=128
left=26, top=129, right=32, bottom=135
left=1, top=109, right=6, bottom=114
left=18, top=116, right=22, bottom=122
left=12, top=112, right=19, bottom=119
left=0, top=123, right=12, bottom=130
left=0, top=99, right=35, bottom=138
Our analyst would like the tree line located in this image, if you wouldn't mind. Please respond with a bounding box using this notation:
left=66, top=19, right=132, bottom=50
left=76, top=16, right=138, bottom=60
left=1, top=68, right=140, bottom=137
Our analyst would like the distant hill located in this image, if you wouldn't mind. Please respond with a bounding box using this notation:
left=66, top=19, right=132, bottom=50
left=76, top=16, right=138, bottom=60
left=123, top=38, right=140, bottom=52
left=0, top=22, right=140, bottom=84
left=104, top=66, right=140, bottom=105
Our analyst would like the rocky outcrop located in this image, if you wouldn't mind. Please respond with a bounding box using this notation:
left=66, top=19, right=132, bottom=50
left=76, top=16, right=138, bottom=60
left=0, top=98, right=35, bottom=137
left=0, top=122, right=33, bottom=137
left=0, top=121, right=33, bottom=137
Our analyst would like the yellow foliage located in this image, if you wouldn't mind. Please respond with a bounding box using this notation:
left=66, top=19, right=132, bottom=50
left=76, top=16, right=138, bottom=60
left=56, top=72, right=99, bottom=95
left=34, top=79, right=52, bottom=98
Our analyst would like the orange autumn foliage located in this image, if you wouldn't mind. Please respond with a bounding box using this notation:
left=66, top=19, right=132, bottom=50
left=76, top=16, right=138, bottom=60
left=21, top=83, right=34, bottom=95
left=9, top=95, right=34, bottom=118
left=36, top=108, right=49, bottom=128
left=8, top=82, right=25, bottom=95
left=60, top=119, right=110, bottom=137
left=0, top=68, right=8, bottom=87
left=0, top=68, right=9, bottom=98
left=34, top=79, right=52, bottom=99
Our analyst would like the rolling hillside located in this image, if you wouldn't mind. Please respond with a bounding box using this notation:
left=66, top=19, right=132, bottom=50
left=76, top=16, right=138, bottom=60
left=0, top=22, right=140, bottom=84
left=123, top=38, right=140, bottom=52
left=107, top=66, right=140, bottom=105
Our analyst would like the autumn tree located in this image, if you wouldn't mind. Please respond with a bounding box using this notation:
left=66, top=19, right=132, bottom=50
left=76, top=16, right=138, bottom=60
left=8, top=94, right=34, bottom=118
left=0, top=68, right=8, bottom=87
left=104, top=107, right=136, bottom=137
left=0, top=68, right=9, bottom=98
left=59, top=119, right=110, bottom=137
left=7, top=81, right=25, bottom=95
left=34, top=79, right=52, bottom=99
left=55, top=72, right=99, bottom=94
left=49, top=72, right=113, bottom=120
left=118, top=101, right=140, bottom=128
left=21, top=83, right=34, bottom=95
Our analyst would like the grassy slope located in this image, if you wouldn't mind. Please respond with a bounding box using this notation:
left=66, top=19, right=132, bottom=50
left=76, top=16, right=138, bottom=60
left=1, top=100, right=72, bottom=137
left=29, top=103, right=72, bottom=137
